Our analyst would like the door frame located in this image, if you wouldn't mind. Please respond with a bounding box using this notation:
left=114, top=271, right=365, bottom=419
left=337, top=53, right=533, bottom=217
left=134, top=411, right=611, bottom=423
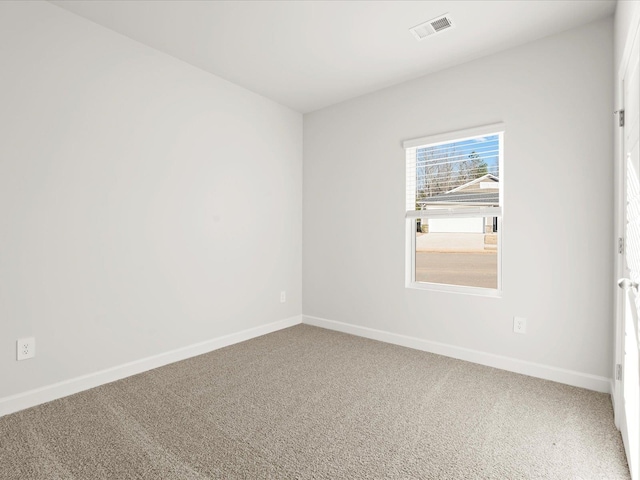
left=614, top=7, right=640, bottom=475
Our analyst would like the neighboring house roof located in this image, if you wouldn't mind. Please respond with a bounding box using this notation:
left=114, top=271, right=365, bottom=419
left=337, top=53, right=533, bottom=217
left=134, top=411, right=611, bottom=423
left=417, top=174, right=500, bottom=207
left=447, top=173, right=498, bottom=193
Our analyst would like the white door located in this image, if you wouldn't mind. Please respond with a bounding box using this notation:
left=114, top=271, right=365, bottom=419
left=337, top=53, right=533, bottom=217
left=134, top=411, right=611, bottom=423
left=618, top=21, right=640, bottom=479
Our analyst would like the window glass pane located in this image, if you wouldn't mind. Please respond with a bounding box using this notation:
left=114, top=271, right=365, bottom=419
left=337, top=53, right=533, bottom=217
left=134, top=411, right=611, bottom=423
left=415, top=216, right=498, bottom=289
left=414, top=134, right=500, bottom=212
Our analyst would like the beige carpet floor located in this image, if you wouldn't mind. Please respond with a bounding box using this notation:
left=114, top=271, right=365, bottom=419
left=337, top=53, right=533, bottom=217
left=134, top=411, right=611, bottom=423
left=0, top=324, right=630, bottom=479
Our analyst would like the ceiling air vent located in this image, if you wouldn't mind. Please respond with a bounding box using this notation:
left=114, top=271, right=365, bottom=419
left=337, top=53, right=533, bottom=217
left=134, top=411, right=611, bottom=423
left=410, top=14, right=454, bottom=41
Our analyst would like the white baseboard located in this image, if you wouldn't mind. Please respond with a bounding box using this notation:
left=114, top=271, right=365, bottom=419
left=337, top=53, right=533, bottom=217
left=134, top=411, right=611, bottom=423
left=303, top=315, right=612, bottom=393
left=0, top=315, right=302, bottom=417
left=2, top=314, right=611, bottom=418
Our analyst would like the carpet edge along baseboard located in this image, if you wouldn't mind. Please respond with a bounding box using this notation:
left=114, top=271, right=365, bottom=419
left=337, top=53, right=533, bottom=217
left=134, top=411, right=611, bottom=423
left=0, top=315, right=303, bottom=417
left=302, top=315, right=611, bottom=394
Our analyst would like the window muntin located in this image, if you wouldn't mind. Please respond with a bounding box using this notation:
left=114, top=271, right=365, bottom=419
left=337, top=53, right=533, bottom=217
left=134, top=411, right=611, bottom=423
left=404, top=124, right=503, bottom=295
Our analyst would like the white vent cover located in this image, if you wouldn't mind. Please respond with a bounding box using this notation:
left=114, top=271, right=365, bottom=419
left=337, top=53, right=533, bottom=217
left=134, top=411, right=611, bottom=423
left=410, top=14, right=454, bottom=40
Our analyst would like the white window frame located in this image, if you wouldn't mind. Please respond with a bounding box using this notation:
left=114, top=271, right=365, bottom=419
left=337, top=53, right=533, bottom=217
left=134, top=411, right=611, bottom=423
left=404, top=123, right=505, bottom=297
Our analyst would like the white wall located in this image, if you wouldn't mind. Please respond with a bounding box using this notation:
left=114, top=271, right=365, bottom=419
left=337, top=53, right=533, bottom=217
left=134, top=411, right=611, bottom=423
left=0, top=1, right=302, bottom=399
left=303, top=18, right=614, bottom=378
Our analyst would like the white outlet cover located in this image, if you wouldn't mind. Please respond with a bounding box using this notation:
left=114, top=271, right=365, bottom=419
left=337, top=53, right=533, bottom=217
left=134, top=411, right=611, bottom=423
left=17, top=337, right=36, bottom=360
left=513, top=317, right=527, bottom=334
left=280, top=291, right=286, bottom=303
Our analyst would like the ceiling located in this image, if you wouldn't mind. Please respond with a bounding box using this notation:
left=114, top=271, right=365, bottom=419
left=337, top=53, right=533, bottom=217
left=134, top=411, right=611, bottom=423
left=50, top=0, right=616, bottom=113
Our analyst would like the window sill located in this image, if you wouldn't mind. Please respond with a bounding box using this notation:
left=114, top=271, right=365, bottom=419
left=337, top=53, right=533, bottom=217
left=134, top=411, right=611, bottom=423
left=406, top=281, right=502, bottom=298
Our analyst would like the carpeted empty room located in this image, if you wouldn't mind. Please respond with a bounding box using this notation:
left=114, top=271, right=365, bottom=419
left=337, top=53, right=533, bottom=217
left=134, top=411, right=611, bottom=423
left=0, top=326, right=629, bottom=479
left=2, top=0, right=639, bottom=478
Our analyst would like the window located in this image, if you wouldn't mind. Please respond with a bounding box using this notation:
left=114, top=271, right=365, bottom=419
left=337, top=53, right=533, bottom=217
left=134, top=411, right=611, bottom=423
left=404, top=123, right=504, bottom=295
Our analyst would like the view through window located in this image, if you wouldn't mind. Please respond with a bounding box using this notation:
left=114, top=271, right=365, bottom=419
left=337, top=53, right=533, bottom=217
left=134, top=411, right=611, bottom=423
left=405, top=125, right=503, bottom=292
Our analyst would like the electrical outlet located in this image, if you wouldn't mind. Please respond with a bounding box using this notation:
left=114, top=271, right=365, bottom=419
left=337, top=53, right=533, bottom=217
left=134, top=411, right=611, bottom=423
left=280, top=291, right=286, bottom=303
left=17, top=337, right=35, bottom=360
left=513, top=317, right=527, bottom=334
